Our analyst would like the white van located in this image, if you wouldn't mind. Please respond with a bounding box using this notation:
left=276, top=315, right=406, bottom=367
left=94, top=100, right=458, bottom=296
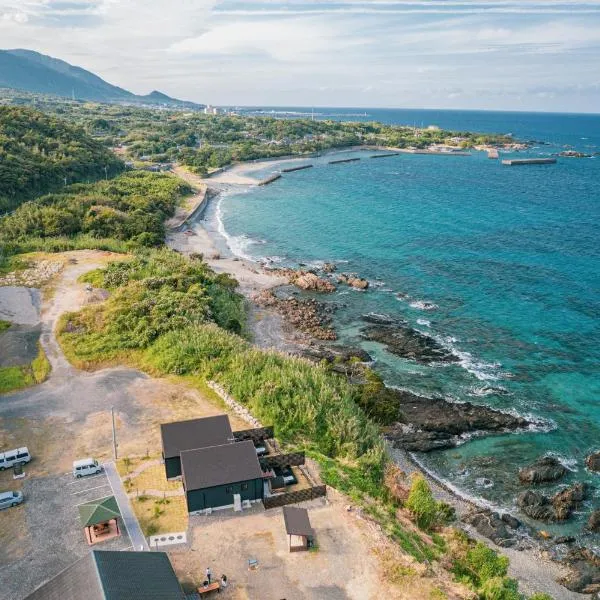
left=73, top=458, right=102, bottom=478
left=0, top=491, right=23, bottom=510
left=0, top=447, right=31, bottom=470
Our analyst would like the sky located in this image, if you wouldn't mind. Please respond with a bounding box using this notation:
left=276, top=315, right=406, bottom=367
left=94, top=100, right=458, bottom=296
left=1, top=0, right=600, bottom=112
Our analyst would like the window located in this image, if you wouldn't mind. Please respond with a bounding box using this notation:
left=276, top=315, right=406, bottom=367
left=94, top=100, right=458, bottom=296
left=241, top=483, right=248, bottom=491
left=226, top=486, right=233, bottom=494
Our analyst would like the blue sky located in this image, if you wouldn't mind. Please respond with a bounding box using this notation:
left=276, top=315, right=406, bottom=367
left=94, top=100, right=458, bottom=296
left=1, top=0, right=600, bottom=112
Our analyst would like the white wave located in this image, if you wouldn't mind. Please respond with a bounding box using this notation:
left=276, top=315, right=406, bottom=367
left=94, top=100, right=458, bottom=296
left=544, top=452, right=579, bottom=472
left=469, top=385, right=508, bottom=397
left=407, top=452, right=497, bottom=511
left=416, top=318, right=431, bottom=327
left=215, top=195, right=260, bottom=262
left=475, top=477, right=494, bottom=489
left=409, top=300, right=439, bottom=311
left=380, top=288, right=394, bottom=293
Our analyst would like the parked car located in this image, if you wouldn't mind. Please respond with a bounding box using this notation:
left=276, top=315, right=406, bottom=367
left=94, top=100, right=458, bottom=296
left=0, top=447, right=31, bottom=470
left=254, top=444, right=267, bottom=456
left=0, top=491, right=23, bottom=510
left=73, top=458, right=102, bottom=478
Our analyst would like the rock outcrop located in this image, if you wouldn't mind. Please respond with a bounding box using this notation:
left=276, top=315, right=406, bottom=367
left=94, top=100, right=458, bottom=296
left=361, top=324, right=458, bottom=364
left=517, top=490, right=556, bottom=522
left=518, top=456, right=567, bottom=484
left=463, top=510, right=518, bottom=547
left=253, top=290, right=336, bottom=340
left=516, top=484, right=586, bottom=522
left=559, top=547, right=600, bottom=595
left=587, top=509, right=600, bottom=532
left=386, top=389, right=530, bottom=452
left=293, top=272, right=337, bottom=293
left=338, top=274, right=369, bottom=290
left=585, top=451, right=600, bottom=472
left=551, top=483, right=586, bottom=521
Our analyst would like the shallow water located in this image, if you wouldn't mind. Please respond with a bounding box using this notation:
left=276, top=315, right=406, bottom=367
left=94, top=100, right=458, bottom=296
left=216, top=109, right=600, bottom=542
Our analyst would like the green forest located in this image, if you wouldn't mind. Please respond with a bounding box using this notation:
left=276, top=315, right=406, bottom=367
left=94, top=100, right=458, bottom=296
left=0, top=105, right=123, bottom=213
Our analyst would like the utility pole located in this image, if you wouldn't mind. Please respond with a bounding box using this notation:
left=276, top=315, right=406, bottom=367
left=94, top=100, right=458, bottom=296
left=111, top=406, right=118, bottom=460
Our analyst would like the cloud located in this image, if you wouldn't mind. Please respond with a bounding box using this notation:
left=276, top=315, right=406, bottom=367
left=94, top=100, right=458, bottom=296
left=0, top=0, right=599, bottom=111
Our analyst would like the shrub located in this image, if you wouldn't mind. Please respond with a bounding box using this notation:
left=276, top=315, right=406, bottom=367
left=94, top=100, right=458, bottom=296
left=479, top=576, right=520, bottom=600
left=405, top=475, right=453, bottom=530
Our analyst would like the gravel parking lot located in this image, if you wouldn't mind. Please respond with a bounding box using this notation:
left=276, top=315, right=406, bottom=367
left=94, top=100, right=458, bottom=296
left=0, top=469, right=131, bottom=600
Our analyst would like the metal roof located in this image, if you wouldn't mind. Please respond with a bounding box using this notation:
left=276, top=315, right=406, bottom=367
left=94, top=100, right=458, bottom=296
left=25, top=551, right=185, bottom=600
left=161, top=415, right=233, bottom=459
left=78, top=496, right=121, bottom=528
left=181, top=440, right=263, bottom=490
left=283, top=506, right=313, bottom=537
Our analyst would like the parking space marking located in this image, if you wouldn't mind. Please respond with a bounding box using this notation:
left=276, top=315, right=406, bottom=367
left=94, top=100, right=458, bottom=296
left=74, top=493, right=115, bottom=507
left=70, top=483, right=110, bottom=495
left=67, top=473, right=105, bottom=486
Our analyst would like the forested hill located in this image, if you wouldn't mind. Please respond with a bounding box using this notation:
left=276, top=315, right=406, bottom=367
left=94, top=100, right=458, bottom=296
left=0, top=106, right=123, bottom=212
left=0, top=49, right=203, bottom=109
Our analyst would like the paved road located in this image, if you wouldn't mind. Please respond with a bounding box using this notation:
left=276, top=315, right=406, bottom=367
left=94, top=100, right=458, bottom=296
left=105, top=461, right=149, bottom=551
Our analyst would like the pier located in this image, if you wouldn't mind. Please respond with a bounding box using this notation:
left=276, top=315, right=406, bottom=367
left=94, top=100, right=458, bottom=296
left=502, top=158, right=556, bottom=166
left=328, top=157, right=361, bottom=165
left=281, top=164, right=314, bottom=173
left=487, top=149, right=499, bottom=159
left=258, top=173, right=282, bottom=186
left=370, top=153, right=399, bottom=159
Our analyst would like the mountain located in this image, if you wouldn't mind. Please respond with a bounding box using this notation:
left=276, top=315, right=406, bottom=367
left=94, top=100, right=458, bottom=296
left=0, top=49, right=204, bottom=109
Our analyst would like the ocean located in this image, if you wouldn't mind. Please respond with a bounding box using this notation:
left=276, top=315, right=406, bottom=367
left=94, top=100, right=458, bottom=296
left=209, top=108, right=600, bottom=542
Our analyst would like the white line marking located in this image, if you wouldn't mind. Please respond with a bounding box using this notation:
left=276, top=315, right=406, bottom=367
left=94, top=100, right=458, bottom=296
left=74, top=494, right=114, bottom=507
left=67, top=473, right=105, bottom=485
left=70, top=483, right=110, bottom=495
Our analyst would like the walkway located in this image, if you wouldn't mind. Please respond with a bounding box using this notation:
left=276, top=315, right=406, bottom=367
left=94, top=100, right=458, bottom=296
left=105, top=461, right=149, bottom=551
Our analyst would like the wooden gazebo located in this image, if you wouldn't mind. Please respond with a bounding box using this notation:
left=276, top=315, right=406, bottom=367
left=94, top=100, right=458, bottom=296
left=78, top=496, right=121, bottom=545
left=283, top=506, right=314, bottom=552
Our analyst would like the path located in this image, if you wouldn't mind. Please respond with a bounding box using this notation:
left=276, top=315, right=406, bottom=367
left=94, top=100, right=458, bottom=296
left=105, top=461, right=149, bottom=551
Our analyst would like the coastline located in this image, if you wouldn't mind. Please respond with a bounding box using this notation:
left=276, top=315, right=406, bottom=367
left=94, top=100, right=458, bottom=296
left=165, top=159, right=591, bottom=598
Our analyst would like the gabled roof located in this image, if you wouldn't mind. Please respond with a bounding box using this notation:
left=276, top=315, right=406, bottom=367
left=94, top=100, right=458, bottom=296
left=25, top=551, right=185, bottom=600
left=283, top=506, right=313, bottom=537
left=79, top=496, right=120, bottom=527
left=161, top=415, right=233, bottom=459
left=181, top=440, right=263, bottom=490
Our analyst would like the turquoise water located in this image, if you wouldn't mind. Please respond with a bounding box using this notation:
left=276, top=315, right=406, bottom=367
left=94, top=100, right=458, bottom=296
left=217, top=109, right=600, bottom=540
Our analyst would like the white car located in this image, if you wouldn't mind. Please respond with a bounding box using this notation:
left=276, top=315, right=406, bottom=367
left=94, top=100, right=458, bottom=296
left=0, top=491, right=23, bottom=510
left=73, top=458, right=102, bottom=478
left=0, top=447, right=31, bottom=470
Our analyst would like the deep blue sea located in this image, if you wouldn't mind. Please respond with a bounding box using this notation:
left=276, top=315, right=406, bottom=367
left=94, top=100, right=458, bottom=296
left=212, top=108, right=600, bottom=541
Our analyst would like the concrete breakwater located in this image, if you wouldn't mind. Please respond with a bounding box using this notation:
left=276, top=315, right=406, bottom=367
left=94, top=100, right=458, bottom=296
left=502, top=158, right=557, bottom=166
left=328, top=157, right=361, bottom=165
left=281, top=164, right=314, bottom=173
left=258, top=173, right=282, bottom=186
left=370, top=153, right=399, bottom=159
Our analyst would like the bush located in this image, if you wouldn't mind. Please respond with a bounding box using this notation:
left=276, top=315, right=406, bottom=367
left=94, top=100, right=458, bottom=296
left=479, top=577, right=520, bottom=600
left=405, top=475, right=454, bottom=530
left=452, top=540, right=509, bottom=590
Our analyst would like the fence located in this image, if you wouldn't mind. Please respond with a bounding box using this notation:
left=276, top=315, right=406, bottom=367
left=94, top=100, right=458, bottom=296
left=233, top=426, right=274, bottom=443
left=263, top=485, right=327, bottom=510
left=260, top=452, right=305, bottom=470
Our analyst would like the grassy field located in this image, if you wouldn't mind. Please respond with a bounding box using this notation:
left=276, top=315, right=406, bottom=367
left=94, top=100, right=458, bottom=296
left=0, top=344, right=51, bottom=394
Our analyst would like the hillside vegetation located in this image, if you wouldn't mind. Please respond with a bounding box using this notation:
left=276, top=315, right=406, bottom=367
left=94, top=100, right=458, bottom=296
left=0, top=171, right=190, bottom=255
left=0, top=106, right=123, bottom=212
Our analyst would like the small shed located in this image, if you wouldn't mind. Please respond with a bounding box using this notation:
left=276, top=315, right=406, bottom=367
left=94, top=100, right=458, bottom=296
left=283, top=506, right=314, bottom=552
left=161, top=415, right=233, bottom=479
left=78, top=496, right=121, bottom=545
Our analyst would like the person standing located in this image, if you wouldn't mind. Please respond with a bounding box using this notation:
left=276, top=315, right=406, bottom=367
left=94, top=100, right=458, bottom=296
left=206, top=567, right=212, bottom=584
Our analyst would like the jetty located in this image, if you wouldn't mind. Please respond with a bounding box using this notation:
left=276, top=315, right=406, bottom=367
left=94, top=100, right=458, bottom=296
left=487, top=149, right=499, bottom=159
left=328, top=157, right=361, bottom=165
left=502, top=158, right=556, bottom=166
left=370, top=153, right=399, bottom=159
left=258, top=173, right=282, bottom=186
left=281, top=164, right=314, bottom=173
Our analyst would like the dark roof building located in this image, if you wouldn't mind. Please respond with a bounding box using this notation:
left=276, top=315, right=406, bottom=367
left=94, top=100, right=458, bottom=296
left=283, top=506, right=314, bottom=552
left=25, top=550, right=185, bottom=600
left=161, top=415, right=233, bottom=478
left=182, top=440, right=265, bottom=512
